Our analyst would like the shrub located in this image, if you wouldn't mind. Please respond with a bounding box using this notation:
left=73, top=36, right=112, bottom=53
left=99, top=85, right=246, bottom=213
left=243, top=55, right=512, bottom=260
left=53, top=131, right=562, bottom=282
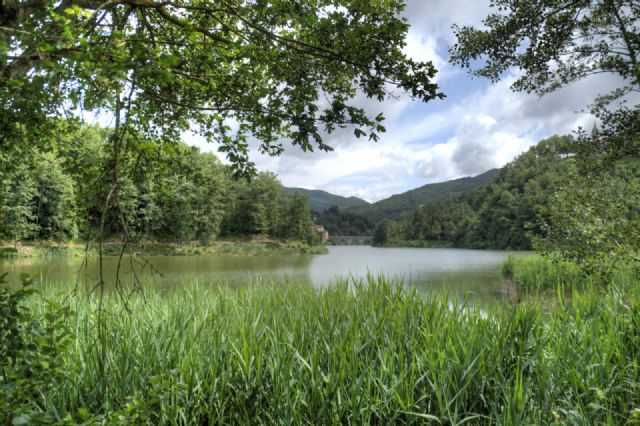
left=0, top=273, right=73, bottom=424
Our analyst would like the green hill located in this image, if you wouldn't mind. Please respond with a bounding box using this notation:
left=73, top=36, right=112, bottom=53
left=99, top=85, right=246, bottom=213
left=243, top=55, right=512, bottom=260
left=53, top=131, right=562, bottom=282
left=349, top=168, right=501, bottom=222
left=283, top=187, right=369, bottom=213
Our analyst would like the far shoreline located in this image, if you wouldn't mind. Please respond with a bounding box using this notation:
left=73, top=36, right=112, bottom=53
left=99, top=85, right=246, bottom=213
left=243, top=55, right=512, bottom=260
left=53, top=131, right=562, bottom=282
left=0, top=238, right=329, bottom=258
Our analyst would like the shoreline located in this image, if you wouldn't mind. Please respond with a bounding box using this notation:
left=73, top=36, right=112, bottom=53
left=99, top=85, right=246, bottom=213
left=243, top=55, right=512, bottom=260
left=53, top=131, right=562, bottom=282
left=0, top=239, right=329, bottom=258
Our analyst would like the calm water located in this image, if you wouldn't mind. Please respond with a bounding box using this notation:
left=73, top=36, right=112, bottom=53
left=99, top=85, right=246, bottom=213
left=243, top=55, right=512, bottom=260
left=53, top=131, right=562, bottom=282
left=0, top=246, right=528, bottom=301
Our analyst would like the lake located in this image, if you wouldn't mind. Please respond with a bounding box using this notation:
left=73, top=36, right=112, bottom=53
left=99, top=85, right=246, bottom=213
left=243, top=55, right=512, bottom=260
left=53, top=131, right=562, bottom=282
left=0, top=246, right=529, bottom=301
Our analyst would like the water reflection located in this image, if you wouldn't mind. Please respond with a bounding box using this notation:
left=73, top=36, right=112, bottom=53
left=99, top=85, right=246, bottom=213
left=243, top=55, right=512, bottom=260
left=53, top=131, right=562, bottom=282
left=0, top=246, right=530, bottom=301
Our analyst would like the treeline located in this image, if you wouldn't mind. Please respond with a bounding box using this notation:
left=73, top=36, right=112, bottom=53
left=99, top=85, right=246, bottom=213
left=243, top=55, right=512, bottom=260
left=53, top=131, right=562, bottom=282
left=0, top=126, right=316, bottom=245
left=373, top=136, right=576, bottom=250
left=313, top=206, right=374, bottom=237
left=349, top=168, right=500, bottom=223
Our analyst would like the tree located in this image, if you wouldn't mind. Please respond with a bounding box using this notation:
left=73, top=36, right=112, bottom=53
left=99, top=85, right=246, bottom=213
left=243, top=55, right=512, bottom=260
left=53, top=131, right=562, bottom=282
left=278, top=193, right=314, bottom=242
left=31, top=155, right=79, bottom=241
left=149, top=144, right=228, bottom=243
left=220, top=171, right=281, bottom=236
left=0, top=152, right=78, bottom=244
left=572, top=106, right=640, bottom=168
left=373, top=220, right=392, bottom=246
left=245, top=172, right=282, bottom=236
left=0, top=163, right=37, bottom=246
left=469, top=136, right=572, bottom=250
left=2, top=1, right=442, bottom=175
left=450, top=0, right=639, bottom=105
left=450, top=1, right=640, bottom=273
left=534, top=159, right=640, bottom=278
left=450, top=1, right=639, bottom=160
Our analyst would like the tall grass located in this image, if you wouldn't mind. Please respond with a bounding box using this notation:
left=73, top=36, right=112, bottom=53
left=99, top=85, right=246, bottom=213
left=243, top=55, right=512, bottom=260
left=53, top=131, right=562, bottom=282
left=13, top=274, right=638, bottom=425
left=502, top=254, right=638, bottom=294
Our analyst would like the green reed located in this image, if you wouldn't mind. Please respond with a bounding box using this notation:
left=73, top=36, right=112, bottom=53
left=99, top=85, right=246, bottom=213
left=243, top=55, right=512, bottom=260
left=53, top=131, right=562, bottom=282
left=502, top=254, right=638, bottom=294
left=11, top=273, right=640, bottom=425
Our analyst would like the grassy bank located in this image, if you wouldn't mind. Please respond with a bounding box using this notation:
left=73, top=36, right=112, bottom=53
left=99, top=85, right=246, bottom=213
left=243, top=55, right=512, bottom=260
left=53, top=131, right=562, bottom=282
left=0, top=239, right=328, bottom=258
left=100, top=240, right=328, bottom=256
left=502, top=254, right=638, bottom=294
left=3, top=274, right=639, bottom=424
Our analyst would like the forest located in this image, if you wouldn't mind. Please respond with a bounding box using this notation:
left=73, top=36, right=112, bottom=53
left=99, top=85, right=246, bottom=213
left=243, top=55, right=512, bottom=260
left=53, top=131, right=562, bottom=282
left=372, top=131, right=640, bottom=266
left=370, top=131, right=640, bottom=280
left=0, top=125, right=317, bottom=247
left=372, top=135, right=580, bottom=249
left=350, top=168, right=500, bottom=222
left=2, top=125, right=636, bottom=260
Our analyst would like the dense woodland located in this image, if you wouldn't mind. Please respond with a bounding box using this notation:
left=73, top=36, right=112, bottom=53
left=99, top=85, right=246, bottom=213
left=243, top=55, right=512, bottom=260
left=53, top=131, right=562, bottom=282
left=284, top=188, right=369, bottom=213
left=350, top=168, right=500, bottom=222
left=313, top=206, right=374, bottom=237
left=372, top=136, right=573, bottom=249
left=0, top=125, right=316, bottom=246
left=2, top=127, right=637, bottom=259
left=372, top=132, right=640, bottom=264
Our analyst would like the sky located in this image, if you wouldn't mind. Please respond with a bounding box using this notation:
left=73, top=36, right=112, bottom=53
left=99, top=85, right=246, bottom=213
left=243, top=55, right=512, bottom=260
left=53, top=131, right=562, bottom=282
left=187, top=0, right=609, bottom=203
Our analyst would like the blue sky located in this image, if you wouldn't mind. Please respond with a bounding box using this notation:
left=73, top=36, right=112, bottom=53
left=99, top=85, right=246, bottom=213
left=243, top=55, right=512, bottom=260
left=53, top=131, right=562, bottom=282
left=188, top=0, right=610, bottom=202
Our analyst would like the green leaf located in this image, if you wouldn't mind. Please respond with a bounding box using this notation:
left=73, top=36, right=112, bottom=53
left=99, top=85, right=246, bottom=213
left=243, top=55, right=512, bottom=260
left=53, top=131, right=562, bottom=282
left=78, top=407, right=91, bottom=420
left=400, top=411, right=442, bottom=423
left=12, top=415, right=31, bottom=426
left=64, top=5, right=86, bottom=17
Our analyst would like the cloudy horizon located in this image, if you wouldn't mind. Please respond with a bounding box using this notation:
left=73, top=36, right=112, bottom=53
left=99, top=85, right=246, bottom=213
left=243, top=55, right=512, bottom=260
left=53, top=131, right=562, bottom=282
left=187, top=0, right=607, bottom=203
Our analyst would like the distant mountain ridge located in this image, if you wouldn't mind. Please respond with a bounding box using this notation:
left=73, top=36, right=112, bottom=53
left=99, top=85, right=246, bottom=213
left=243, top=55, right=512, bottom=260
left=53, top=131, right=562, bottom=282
left=348, top=168, right=501, bottom=222
left=282, top=187, right=370, bottom=213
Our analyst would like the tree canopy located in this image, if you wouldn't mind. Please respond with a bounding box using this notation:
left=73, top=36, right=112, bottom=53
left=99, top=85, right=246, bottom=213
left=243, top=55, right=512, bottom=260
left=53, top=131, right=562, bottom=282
left=449, top=0, right=640, bottom=274
left=450, top=0, right=639, bottom=104
left=375, top=136, right=574, bottom=250
left=0, top=125, right=317, bottom=245
left=1, top=0, right=443, bottom=175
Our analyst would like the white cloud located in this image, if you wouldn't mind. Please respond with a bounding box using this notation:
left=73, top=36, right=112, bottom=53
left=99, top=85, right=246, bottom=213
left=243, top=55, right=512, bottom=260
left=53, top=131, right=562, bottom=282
left=263, top=69, right=607, bottom=202
left=403, top=30, right=447, bottom=81
left=186, top=72, right=603, bottom=202
left=401, top=0, right=491, bottom=43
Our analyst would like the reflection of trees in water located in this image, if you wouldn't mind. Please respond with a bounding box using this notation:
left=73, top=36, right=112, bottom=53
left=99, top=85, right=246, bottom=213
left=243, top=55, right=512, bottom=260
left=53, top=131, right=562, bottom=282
left=3, top=248, right=525, bottom=302
left=1, top=254, right=317, bottom=291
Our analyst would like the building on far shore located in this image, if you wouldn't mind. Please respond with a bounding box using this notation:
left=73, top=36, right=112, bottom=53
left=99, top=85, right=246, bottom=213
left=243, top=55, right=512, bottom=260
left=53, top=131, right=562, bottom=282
left=315, top=225, right=329, bottom=243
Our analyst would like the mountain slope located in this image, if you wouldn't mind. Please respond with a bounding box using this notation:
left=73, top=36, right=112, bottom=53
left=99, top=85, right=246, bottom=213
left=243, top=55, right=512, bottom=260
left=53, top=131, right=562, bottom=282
left=349, top=168, right=501, bottom=222
left=283, top=187, right=369, bottom=213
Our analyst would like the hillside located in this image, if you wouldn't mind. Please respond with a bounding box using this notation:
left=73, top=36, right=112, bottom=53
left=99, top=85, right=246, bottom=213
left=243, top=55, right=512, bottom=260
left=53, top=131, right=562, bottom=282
left=349, top=168, right=501, bottom=222
left=283, top=187, right=369, bottom=213
left=373, top=136, right=581, bottom=250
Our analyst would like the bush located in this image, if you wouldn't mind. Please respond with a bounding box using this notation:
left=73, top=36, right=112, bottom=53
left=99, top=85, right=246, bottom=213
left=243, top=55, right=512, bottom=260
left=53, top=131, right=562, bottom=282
left=0, top=273, right=73, bottom=424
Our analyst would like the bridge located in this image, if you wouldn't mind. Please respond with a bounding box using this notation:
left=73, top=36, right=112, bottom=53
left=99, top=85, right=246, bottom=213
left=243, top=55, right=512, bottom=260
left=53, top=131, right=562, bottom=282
left=328, top=236, right=373, bottom=245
